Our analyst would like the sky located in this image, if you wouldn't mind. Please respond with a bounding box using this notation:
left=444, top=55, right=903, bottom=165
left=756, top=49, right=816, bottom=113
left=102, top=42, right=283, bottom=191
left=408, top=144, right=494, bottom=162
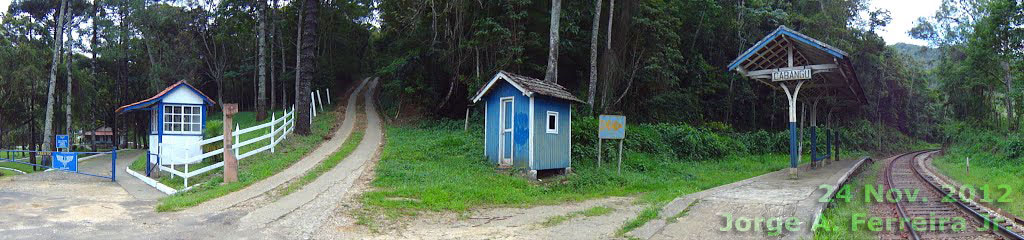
left=868, top=0, right=944, bottom=46
left=0, top=0, right=940, bottom=46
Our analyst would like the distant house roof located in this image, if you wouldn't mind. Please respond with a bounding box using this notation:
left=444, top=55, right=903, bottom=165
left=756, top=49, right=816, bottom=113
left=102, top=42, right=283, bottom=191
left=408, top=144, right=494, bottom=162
left=116, top=80, right=216, bottom=113
left=471, top=71, right=583, bottom=103
left=86, top=127, right=113, bottom=136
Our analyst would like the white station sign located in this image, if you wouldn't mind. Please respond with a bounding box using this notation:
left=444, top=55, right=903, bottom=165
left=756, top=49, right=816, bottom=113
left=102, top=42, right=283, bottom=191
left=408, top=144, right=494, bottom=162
left=772, top=69, right=812, bottom=81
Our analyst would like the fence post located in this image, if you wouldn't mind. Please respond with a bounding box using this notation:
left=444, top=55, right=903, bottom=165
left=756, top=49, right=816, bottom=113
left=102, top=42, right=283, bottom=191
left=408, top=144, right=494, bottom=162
left=111, top=150, right=117, bottom=182
left=270, top=112, right=276, bottom=153
left=326, top=88, right=331, bottom=105
left=234, top=124, right=240, bottom=157
left=316, top=90, right=324, bottom=111
left=222, top=104, right=240, bottom=183
left=311, top=94, right=317, bottom=116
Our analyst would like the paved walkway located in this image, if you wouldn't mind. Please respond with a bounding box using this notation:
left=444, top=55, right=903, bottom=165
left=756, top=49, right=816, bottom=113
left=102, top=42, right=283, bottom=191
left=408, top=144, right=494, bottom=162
left=188, top=77, right=371, bottom=214
left=628, top=157, right=872, bottom=240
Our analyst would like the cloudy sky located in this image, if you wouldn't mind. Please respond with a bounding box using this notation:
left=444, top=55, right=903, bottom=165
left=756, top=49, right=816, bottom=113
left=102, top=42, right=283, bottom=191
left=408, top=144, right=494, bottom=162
left=0, top=0, right=942, bottom=46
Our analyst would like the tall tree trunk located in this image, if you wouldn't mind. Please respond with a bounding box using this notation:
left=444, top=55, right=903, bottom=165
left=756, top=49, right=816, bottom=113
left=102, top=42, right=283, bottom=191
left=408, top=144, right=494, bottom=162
left=42, top=0, right=69, bottom=153
left=280, top=9, right=288, bottom=108
left=91, top=0, right=98, bottom=74
left=587, top=0, right=602, bottom=111
left=294, top=3, right=303, bottom=110
left=1004, top=61, right=1015, bottom=131
left=66, top=24, right=74, bottom=137
left=606, top=0, right=614, bottom=50
left=270, top=0, right=278, bottom=111
left=296, top=0, right=318, bottom=135
left=257, top=0, right=268, bottom=120
left=544, top=0, right=561, bottom=83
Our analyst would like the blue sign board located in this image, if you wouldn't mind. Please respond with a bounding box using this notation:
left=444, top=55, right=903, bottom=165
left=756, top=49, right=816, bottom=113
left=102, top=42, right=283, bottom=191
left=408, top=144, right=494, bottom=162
left=51, top=152, right=78, bottom=172
left=598, top=115, right=626, bottom=139
left=56, top=135, right=70, bottom=149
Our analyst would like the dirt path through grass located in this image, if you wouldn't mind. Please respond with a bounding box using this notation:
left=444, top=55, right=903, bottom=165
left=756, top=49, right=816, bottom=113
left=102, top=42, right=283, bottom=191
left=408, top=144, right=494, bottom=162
left=186, top=77, right=371, bottom=214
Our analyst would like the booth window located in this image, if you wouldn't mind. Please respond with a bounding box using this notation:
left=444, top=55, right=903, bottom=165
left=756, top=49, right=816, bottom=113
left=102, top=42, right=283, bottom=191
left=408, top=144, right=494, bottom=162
left=546, top=111, right=558, bottom=134
left=164, top=105, right=202, bottom=134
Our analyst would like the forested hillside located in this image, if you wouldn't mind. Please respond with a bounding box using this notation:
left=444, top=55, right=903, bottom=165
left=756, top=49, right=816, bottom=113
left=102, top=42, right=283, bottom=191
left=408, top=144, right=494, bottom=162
left=370, top=0, right=948, bottom=141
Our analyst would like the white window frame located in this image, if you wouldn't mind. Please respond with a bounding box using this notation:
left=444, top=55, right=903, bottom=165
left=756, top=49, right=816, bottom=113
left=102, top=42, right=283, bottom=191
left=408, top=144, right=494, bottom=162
left=546, top=111, right=559, bottom=134
left=163, top=104, right=203, bottom=135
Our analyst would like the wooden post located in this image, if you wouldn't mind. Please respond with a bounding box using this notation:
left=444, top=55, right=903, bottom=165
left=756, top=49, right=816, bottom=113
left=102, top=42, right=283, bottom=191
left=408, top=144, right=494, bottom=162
left=617, top=139, right=623, bottom=174
left=222, top=104, right=239, bottom=183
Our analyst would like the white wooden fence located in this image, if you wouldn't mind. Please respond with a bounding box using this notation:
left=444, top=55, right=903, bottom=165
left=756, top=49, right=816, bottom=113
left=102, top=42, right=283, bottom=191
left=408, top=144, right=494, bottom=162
left=127, top=89, right=331, bottom=194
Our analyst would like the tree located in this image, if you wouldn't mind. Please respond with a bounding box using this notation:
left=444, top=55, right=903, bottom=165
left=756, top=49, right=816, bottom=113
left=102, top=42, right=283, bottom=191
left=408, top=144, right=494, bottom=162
left=587, top=0, right=602, bottom=111
left=257, top=0, right=268, bottom=120
left=41, top=0, right=69, bottom=153
left=544, top=0, right=561, bottom=83
left=295, top=0, right=318, bottom=135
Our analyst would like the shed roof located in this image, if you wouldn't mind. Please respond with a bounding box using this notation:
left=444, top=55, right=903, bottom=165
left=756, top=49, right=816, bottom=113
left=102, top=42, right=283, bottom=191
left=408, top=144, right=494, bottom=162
left=471, top=71, right=583, bottom=103
left=728, top=26, right=866, bottom=105
left=116, top=80, right=216, bottom=113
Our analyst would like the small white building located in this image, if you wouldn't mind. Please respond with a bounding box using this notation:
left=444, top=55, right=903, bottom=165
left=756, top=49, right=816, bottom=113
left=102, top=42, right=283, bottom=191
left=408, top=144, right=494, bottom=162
left=116, top=80, right=215, bottom=165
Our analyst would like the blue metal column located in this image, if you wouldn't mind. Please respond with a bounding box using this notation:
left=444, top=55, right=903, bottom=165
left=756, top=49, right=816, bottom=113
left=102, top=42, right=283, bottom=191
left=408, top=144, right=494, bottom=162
left=810, top=125, right=817, bottom=166
left=782, top=81, right=805, bottom=179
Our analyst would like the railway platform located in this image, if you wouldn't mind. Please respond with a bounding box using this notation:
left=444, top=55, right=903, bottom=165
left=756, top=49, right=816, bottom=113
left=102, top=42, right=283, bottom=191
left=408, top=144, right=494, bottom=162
left=628, top=156, right=871, bottom=240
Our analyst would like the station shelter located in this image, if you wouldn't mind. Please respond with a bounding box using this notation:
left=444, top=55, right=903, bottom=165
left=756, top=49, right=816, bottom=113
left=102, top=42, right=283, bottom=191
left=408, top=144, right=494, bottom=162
left=728, top=26, right=866, bottom=178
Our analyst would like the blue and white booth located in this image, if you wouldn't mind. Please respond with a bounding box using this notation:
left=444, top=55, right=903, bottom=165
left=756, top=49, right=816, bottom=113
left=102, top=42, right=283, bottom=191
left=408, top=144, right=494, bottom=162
left=471, top=71, right=582, bottom=179
left=116, top=80, right=215, bottom=166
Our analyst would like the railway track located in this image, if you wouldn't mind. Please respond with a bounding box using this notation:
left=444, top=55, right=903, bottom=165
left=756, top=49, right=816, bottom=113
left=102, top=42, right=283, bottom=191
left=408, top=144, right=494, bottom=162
left=885, top=150, right=1024, bottom=240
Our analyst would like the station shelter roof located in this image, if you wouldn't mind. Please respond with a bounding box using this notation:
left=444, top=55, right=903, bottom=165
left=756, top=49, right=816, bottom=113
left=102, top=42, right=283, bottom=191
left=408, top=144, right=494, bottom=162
left=728, top=26, right=866, bottom=105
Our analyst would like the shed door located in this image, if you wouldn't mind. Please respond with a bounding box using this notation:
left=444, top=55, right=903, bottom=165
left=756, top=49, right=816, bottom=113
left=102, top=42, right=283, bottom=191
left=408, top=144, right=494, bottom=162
left=499, top=98, right=514, bottom=165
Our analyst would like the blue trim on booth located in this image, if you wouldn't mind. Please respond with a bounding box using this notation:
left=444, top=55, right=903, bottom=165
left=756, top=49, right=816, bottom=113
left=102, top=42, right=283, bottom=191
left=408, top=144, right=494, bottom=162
left=158, top=102, right=165, bottom=144
left=728, top=27, right=846, bottom=71
left=159, top=133, right=204, bottom=136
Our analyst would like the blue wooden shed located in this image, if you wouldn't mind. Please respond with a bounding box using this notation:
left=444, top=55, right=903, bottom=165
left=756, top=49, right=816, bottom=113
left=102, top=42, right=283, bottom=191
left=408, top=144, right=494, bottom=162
left=471, top=71, right=583, bottom=179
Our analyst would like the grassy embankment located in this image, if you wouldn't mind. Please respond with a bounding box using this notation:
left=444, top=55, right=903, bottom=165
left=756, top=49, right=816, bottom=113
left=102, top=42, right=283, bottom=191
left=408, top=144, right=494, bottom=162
left=930, top=123, right=1024, bottom=218
left=357, top=117, right=874, bottom=233
left=126, top=109, right=339, bottom=211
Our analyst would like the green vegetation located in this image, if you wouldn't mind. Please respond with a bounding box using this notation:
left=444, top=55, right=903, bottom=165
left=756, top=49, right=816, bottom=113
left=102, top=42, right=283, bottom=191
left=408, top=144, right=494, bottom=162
left=360, top=119, right=878, bottom=228
left=814, top=163, right=881, bottom=240
left=540, top=206, right=615, bottom=227
left=931, top=123, right=1024, bottom=218
left=154, top=111, right=337, bottom=212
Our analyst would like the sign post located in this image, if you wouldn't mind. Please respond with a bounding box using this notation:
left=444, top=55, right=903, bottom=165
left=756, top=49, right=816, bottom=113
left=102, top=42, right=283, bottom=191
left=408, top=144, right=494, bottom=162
left=222, top=104, right=239, bottom=183
left=55, top=135, right=69, bottom=151
left=598, top=115, right=626, bottom=174
left=51, top=152, right=78, bottom=172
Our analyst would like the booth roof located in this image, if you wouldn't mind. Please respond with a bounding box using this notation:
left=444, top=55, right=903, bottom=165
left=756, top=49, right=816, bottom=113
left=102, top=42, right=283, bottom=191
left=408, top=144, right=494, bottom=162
left=115, top=80, right=216, bottom=113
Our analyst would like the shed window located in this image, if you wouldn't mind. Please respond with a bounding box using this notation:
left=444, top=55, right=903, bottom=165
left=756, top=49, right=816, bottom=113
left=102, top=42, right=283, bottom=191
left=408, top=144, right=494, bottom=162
left=546, top=111, right=558, bottom=134
left=163, top=105, right=202, bottom=134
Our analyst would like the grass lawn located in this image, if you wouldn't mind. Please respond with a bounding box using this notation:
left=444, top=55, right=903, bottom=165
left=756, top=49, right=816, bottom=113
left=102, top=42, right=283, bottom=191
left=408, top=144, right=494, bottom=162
left=359, top=123, right=861, bottom=232
left=814, top=162, right=881, bottom=240
left=148, top=109, right=338, bottom=212
left=932, top=150, right=1024, bottom=218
